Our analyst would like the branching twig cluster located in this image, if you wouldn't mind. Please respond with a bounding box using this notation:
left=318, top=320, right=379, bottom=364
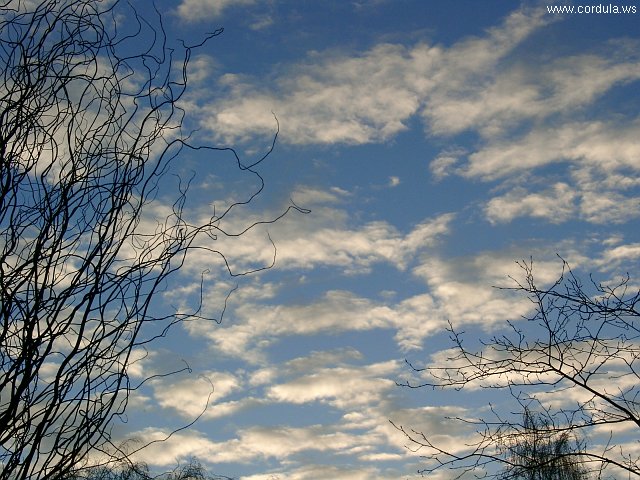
left=0, top=1, right=306, bottom=479
left=396, top=258, right=640, bottom=478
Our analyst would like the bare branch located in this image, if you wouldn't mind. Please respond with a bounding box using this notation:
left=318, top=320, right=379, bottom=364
left=0, top=1, right=304, bottom=478
left=396, top=259, right=640, bottom=477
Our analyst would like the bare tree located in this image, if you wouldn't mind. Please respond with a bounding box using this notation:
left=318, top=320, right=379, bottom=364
left=69, top=461, right=150, bottom=480
left=69, top=457, right=233, bottom=480
left=162, top=458, right=233, bottom=480
left=498, top=407, right=589, bottom=480
left=395, top=259, right=640, bottom=478
left=0, top=1, right=303, bottom=479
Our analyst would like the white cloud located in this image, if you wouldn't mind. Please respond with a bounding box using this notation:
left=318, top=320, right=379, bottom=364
left=485, top=183, right=577, bottom=224
left=456, top=120, right=640, bottom=181
left=291, top=184, right=351, bottom=205
left=249, top=14, right=273, bottom=31
left=423, top=48, right=640, bottom=139
left=385, top=405, right=479, bottom=458
left=180, top=7, right=640, bottom=233
left=152, top=371, right=241, bottom=418
left=280, top=348, right=364, bottom=374
left=601, top=243, right=640, bottom=263
left=209, top=424, right=369, bottom=463
left=191, top=8, right=555, bottom=145
left=435, top=119, right=640, bottom=225
left=130, top=424, right=374, bottom=467
left=195, top=290, right=397, bottom=358
left=125, top=347, right=420, bottom=473
left=573, top=166, right=640, bottom=224
left=183, top=283, right=453, bottom=359
left=266, top=361, right=399, bottom=409
left=268, top=212, right=454, bottom=272
left=579, top=189, right=640, bottom=224
left=594, top=242, right=640, bottom=271
left=193, top=9, right=639, bottom=148
left=182, top=239, right=584, bottom=361
left=129, top=429, right=219, bottom=467
left=178, top=190, right=454, bottom=280
left=430, top=148, right=466, bottom=180
left=203, top=44, right=423, bottom=145
left=185, top=54, right=217, bottom=84
left=412, top=252, right=573, bottom=331
left=159, top=184, right=452, bottom=288
left=241, top=464, right=390, bottom=480
left=391, top=293, right=444, bottom=349
left=176, top=0, right=257, bottom=22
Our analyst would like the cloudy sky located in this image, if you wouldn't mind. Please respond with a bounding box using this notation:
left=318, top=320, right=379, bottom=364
left=120, top=1, right=640, bottom=478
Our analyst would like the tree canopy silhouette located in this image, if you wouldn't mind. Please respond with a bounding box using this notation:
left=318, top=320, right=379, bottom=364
left=68, top=457, right=233, bottom=480
left=498, top=407, right=589, bottom=480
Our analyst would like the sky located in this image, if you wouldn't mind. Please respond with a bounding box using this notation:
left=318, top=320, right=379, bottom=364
left=112, top=1, right=640, bottom=478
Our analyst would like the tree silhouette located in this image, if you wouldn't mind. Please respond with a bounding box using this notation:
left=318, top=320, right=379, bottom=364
left=0, top=1, right=303, bottom=478
left=395, top=259, right=640, bottom=478
left=68, top=457, right=232, bottom=480
left=498, top=407, right=588, bottom=480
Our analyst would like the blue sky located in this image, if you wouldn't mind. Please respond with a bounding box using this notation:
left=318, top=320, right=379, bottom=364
left=117, top=1, right=640, bottom=478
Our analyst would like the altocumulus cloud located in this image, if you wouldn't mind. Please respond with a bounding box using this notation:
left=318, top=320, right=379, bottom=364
left=184, top=6, right=640, bottom=227
left=191, top=8, right=550, bottom=145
